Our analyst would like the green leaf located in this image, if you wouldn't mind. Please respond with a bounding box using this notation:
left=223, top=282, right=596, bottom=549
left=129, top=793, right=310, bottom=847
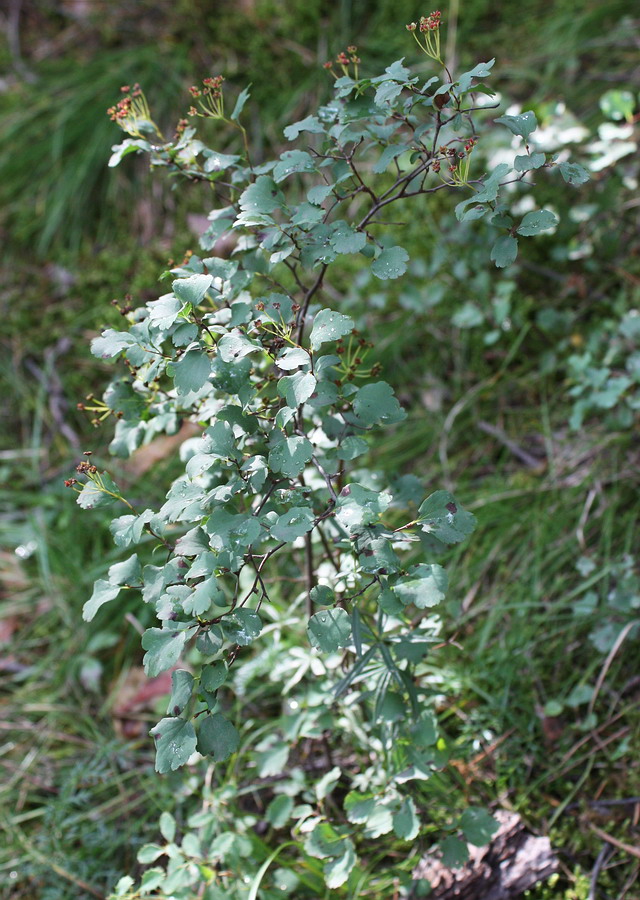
left=309, top=309, right=354, bottom=351
left=217, top=330, right=260, bottom=363
left=494, top=110, right=538, bottom=138
left=362, top=802, right=394, bottom=837
left=310, top=585, right=334, bottom=606
left=305, top=822, right=348, bottom=859
left=91, top=328, right=136, bottom=359
left=173, top=349, right=211, bottom=395
left=223, top=609, right=262, bottom=646
left=200, top=660, right=228, bottom=693
left=276, top=347, right=310, bottom=370
left=76, top=473, right=120, bottom=510
left=334, top=483, right=391, bottom=530
left=142, top=626, right=189, bottom=677
left=372, top=59, right=413, bottom=106
left=150, top=717, right=197, bottom=773
left=457, top=59, right=495, bottom=92
left=459, top=808, right=500, bottom=846
left=198, top=713, right=240, bottom=761
left=324, top=842, right=356, bottom=889
left=175, top=526, right=209, bottom=557
left=490, top=235, right=518, bottom=268
left=514, top=152, right=545, bottom=171
left=172, top=274, right=212, bottom=305
left=455, top=163, right=510, bottom=221
left=271, top=507, right=316, bottom=541
left=373, top=145, right=405, bottom=174
left=371, top=246, right=409, bottom=280
left=230, top=85, right=251, bottom=121
left=517, top=209, right=558, bottom=236
left=273, top=150, right=316, bottom=183
left=353, top=381, right=406, bottom=425
left=307, top=184, right=333, bottom=205
left=104, top=380, right=146, bottom=420
left=355, top=526, right=401, bottom=575
left=558, top=161, right=590, bottom=185
left=330, top=223, right=367, bottom=254
left=255, top=738, right=289, bottom=776
left=266, top=794, right=294, bottom=827
left=393, top=563, right=448, bottom=608
left=203, top=150, right=241, bottom=173
left=315, top=765, right=342, bottom=800
left=308, top=608, right=351, bottom=652
left=137, top=843, right=165, bottom=864
left=82, top=580, right=120, bottom=622
left=412, top=713, right=438, bottom=747
left=167, top=670, right=194, bottom=716
left=418, top=491, right=476, bottom=544
left=268, top=436, right=314, bottom=478
left=599, top=89, right=635, bottom=122
left=392, top=797, right=420, bottom=840
left=183, top=576, right=225, bottom=616
left=283, top=115, right=325, bottom=140
left=378, top=691, right=405, bottom=723
left=440, top=834, right=470, bottom=867
left=159, top=811, right=176, bottom=842
left=336, top=436, right=368, bottom=460
left=237, top=176, right=284, bottom=224
left=109, top=509, right=153, bottom=550
left=344, top=792, right=376, bottom=824
left=452, top=301, right=484, bottom=328
left=278, top=372, right=316, bottom=407
left=196, top=625, right=223, bottom=656
left=108, top=138, right=150, bottom=168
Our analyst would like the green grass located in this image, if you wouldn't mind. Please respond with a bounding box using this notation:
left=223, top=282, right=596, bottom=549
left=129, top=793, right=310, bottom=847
left=0, top=483, right=181, bottom=900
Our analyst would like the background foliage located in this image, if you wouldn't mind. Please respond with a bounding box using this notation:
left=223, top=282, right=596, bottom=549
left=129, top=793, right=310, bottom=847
left=1, top=1, right=638, bottom=898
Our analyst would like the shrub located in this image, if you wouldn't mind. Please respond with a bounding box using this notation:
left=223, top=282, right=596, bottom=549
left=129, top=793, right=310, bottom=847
left=73, top=17, right=586, bottom=896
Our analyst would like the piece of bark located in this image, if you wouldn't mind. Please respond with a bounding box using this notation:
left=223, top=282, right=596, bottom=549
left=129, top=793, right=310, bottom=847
left=412, top=810, right=558, bottom=899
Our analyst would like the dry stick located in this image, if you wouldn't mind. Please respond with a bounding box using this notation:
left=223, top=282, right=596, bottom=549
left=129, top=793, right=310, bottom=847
left=477, top=420, right=542, bottom=469
left=620, top=863, right=640, bottom=900
left=590, top=824, right=640, bottom=862
left=576, top=485, right=599, bottom=551
left=588, top=842, right=614, bottom=900
left=295, top=264, right=328, bottom=343
left=551, top=725, right=630, bottom=786
left=305, top=534, right=316, bottom=618
left=557, top=708, right=629, bottom=768
left=588, top=620, right=637, bottom=716
left=316, top=522, right=340, bottom=572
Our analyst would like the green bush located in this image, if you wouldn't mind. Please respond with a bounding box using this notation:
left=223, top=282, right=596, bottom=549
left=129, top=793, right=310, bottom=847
left=73, top=19, right=589, bottom=898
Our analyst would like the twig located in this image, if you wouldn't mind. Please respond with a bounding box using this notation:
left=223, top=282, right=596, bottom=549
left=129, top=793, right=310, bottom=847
left=589, top=843, right=614, bottom=900
left=576, top=485, right=599, bottom=551
left=590, top=824, right=640, bottom=861
left=588, top=620, right=637, bottom=716
left=477, top=420, right=542, bottom=469
left=305, top=534, right=315, bottom=617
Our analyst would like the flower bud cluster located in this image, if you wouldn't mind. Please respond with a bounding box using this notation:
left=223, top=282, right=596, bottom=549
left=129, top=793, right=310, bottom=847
left=433, top=138, right=478, bottom=183
left=323, top=46, right=360, bottom=79
left=107, top=84, right=142, bottom=123
left=107, top=84, right=162, bottom=140
left=405, top=11, right=443, bottom=64
left=188, top=75, right=226, bottom=119
left=419, top=10, right=441, bottom=31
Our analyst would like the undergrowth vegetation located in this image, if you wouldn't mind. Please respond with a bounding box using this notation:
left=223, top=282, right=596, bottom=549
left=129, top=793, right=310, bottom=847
left=1, top=2, right=638, bottom=899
